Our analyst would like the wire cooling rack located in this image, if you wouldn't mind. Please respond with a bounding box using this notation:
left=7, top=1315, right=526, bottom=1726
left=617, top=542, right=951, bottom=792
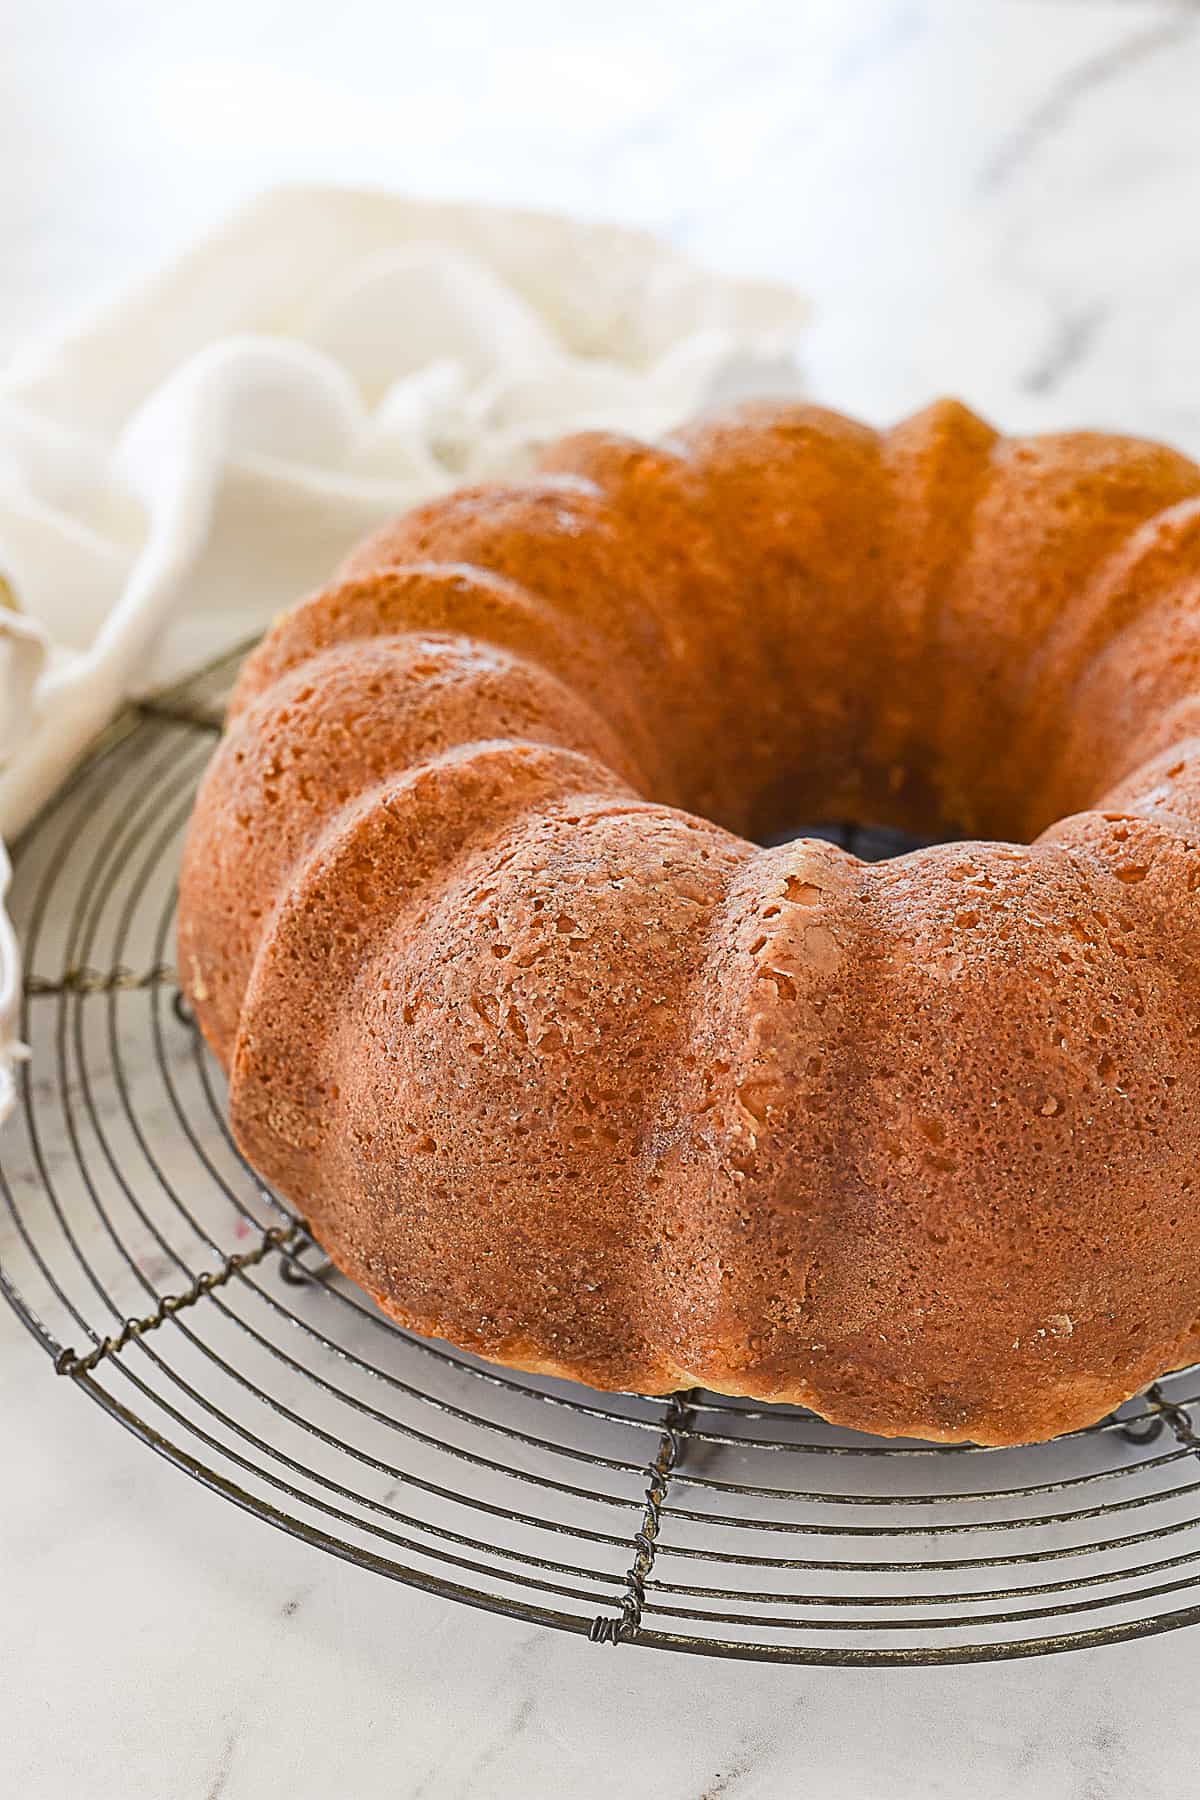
left=6, top=645, right=1200, bottom=1668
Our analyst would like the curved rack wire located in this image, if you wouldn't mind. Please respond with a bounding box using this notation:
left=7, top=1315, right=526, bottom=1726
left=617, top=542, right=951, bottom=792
left=4, top=644, right=1200, bottom=1666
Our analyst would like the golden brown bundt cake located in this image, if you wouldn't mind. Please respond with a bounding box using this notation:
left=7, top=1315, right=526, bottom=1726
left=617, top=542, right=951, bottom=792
left=177, top=399, right=1200, bottom=1446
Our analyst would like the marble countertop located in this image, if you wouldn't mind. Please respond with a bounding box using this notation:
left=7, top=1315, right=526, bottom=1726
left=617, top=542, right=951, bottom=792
left=5, top=1, right=1200, bottom=1795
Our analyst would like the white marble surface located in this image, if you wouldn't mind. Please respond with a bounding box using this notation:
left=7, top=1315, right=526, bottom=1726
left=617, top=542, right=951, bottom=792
left=6, top=1, right=1200, bottom=1794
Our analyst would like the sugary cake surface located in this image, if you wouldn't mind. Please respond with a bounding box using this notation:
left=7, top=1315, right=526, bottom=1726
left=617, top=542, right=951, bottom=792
left=178, top=400, right=1200, bottom=1445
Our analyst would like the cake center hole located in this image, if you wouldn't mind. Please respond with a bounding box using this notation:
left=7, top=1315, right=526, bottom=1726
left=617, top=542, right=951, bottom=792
left=759, top=819, right=959, bottom=862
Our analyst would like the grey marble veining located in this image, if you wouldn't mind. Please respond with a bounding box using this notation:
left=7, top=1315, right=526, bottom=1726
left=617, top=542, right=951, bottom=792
left=5, top=2, right=1200, bottom=1795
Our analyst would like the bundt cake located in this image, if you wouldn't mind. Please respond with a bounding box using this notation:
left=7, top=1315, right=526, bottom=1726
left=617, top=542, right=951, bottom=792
left=178, top=399, right=1200, bottom=1446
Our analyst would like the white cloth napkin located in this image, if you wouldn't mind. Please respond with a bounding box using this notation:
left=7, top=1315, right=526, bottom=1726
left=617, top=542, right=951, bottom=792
left=0, top=184, right=808, bottom=1117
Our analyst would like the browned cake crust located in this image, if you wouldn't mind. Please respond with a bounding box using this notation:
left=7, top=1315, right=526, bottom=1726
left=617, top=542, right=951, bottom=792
left=177, top=399, right=1200, bottom=1445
